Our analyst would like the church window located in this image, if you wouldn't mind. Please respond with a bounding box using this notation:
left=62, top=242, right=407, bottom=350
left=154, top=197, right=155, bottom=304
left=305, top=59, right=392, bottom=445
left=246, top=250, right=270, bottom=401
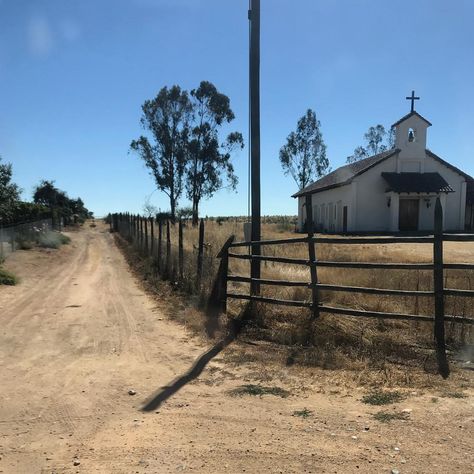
left=408, top=128, right=416, bottom=142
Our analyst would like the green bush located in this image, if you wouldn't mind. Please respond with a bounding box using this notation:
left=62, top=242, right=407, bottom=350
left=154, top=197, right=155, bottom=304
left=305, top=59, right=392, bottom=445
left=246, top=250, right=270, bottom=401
left=0, top=267, right=17, bottom=285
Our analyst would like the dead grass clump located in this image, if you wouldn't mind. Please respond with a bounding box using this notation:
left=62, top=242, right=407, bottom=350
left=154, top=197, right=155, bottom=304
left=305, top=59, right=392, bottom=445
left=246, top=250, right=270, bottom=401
left=373, top=410, right=409, bottom=422
left=228, top=384, right=290, bottom=398
left=441, top=391, right=467, bottom=399
left=293, top=408, right=313, bottom=418
left=362, top=390, right=405, bottom=405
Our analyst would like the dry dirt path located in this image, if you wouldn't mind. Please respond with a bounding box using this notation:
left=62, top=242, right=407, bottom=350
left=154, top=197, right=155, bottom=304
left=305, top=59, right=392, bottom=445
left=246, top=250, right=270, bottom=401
left=0, top=224, right=473, bottom=473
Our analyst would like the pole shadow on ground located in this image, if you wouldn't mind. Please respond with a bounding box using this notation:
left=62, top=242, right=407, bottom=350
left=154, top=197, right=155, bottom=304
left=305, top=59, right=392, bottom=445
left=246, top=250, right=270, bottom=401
left=141, top=316, right=246, bottom=412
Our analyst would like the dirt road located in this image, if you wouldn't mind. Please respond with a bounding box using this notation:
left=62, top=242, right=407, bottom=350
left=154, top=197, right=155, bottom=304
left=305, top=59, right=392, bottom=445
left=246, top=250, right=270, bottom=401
left=1, top=224, right=472, bottom=473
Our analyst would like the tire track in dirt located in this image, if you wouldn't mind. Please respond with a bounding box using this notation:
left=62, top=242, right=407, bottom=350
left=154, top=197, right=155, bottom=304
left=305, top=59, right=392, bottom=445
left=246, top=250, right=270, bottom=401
left=3, top=233, right=92, bottom=331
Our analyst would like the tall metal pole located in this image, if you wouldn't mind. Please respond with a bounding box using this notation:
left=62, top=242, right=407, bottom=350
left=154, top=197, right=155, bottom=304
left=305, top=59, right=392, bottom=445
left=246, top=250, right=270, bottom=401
left=249, top=0, right=261, bottom=295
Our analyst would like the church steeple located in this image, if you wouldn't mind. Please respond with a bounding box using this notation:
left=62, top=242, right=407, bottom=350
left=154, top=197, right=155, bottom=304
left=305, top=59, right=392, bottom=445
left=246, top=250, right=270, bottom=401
left=392, top=92, right=431, bottom=153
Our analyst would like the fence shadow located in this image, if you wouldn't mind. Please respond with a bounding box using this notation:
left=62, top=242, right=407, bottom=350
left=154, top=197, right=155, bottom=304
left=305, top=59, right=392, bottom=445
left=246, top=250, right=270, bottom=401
left=141, top=308, right=250, bottom=412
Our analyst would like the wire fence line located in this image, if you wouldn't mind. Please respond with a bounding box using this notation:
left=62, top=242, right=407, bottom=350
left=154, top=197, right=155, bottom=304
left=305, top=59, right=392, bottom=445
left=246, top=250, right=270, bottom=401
left=111, top=213, right=219, bottom=302
left=0, top=218, right=54, bottom=261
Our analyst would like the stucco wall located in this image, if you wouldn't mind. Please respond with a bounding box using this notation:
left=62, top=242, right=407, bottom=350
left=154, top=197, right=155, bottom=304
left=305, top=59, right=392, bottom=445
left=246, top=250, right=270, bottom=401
left=297, top=184, right=353, bottom=232
left=352, top=154, right=398, bottom=231
left=423, top=157, right=467, bottom=230
left=296, top=149, right=467, bottom=232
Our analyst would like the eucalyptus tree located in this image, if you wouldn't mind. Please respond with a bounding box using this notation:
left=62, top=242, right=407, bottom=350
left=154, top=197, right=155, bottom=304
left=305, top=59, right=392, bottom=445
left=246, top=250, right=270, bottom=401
left=346, top=124, right=395, bottom=163
left=130, top=85, right=192, bottom=221
left=279, top=109, right=329, bottom=190
left=186, top=81, right=243, bottom=226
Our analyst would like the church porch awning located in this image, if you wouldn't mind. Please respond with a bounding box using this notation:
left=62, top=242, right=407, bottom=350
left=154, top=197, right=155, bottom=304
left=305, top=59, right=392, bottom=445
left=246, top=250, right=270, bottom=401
left=381, top=172, right=453, bottom=194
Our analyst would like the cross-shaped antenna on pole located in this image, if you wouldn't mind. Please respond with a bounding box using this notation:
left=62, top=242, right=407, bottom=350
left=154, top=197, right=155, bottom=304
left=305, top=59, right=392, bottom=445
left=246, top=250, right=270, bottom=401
left=406, top=90, right=420, bottom=112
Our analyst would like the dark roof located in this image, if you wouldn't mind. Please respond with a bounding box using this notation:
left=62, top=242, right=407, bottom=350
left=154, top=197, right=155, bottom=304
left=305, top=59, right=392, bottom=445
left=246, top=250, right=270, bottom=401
left=391, top=111, right=432, bottom=128
left=425, top=149, right=474, bottom=181
left=292, top=149, right=399, bottom=197
left=381, top=172, right=453, bottom=193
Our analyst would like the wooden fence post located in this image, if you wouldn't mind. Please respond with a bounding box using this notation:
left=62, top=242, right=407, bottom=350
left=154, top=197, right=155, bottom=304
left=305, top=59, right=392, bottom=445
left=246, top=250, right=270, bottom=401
left=139, top=216, right=143, bottom=250
left=166, top=220, right=171, bottom=275
left=144, top=218, right=149, bottom=255
left=150, top=217, right=154, bottom=256
left=136, top=215, right=139, bottom=245
left=305, top=194, right=320, bottom=319
left=178, top=219, right=184, bottom=281
left=158, top=219, right=163, bottom=273
left=216, top=235, right=235, bottom=313
left=433, top=197, right=449, bottom=378
left=196, top=218, right=205, bottom=290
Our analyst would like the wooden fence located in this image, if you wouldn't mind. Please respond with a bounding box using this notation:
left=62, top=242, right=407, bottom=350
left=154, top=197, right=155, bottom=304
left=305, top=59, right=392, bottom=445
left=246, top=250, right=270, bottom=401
left=216, top=197, right=474, bottom=378
left=110, top=213, right=210, bottom=294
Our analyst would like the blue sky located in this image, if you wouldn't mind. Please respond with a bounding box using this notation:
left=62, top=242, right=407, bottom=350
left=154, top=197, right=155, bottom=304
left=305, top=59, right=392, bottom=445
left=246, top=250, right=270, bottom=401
left=1, top=0, right=473, bottom=217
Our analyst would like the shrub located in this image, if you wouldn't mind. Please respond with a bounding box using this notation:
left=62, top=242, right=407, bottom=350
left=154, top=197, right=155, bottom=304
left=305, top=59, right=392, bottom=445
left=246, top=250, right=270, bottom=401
left=0, top=267, right=17, bottom=285
left=38, top=231, right=71, bottom=249
left=15, top=236, right=34, bottom=250
left=228, top=384, right=290, bottom=398
left=362, top=390, right=405, bottom=406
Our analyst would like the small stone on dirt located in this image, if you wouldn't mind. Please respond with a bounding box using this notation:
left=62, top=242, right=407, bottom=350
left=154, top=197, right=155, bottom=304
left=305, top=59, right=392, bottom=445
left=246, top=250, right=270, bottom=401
left=73, top=460, right=80, bottom=466
left=128, top=389, right=136, bottom=395
left=391, top=470, right=400, bottom=474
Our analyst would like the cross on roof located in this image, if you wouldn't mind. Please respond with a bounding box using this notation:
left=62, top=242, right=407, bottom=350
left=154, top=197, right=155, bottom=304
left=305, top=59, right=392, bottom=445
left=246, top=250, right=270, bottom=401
left=406, top=90, right=420, bottom=112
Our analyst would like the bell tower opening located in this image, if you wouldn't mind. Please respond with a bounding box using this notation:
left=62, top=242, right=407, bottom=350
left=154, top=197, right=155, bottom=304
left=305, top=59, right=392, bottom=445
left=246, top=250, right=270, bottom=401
left=392, top=91, right=431, bottom=152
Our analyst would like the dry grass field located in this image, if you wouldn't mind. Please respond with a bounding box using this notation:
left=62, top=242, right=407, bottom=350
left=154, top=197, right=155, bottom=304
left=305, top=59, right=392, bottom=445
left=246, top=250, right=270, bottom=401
left=133, top=219, right=474, bottom=384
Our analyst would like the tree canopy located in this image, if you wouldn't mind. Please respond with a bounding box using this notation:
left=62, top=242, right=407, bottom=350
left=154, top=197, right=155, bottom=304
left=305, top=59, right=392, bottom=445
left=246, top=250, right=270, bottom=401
left=346, top=125, right=395, bottom=163
left=186, top=81, right=243, bottom=225
left=130, top=85, right=192, bottom=221
left=130, top=82, right=243, bottom=223
left=33, top=180, right=92, bottom=223
left=0, top=156, right=21, bottom=223
left=279, top=109, right=329, bottom=190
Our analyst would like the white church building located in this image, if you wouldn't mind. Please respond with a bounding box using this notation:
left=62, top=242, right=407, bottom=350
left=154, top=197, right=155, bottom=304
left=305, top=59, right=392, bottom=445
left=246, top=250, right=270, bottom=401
left=294, top=103, right=474, bottom=233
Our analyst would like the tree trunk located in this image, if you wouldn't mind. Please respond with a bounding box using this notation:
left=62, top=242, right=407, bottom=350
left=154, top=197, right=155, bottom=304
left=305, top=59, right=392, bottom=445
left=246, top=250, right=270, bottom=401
left=170, top=195, right=176, bottom=222
left=192, top=199, right=199, bottom=227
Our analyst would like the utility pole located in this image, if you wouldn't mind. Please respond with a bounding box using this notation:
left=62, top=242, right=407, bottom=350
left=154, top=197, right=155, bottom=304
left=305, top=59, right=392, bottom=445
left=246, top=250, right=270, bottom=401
left=249, top=0, right=261, bottom=295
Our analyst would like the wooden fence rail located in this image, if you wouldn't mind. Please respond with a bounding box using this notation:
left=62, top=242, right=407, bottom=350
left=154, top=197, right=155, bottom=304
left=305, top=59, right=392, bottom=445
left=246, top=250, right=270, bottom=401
left=109, top=204, right=474, bottom=379
left=215, top=196, right=474, bottom=379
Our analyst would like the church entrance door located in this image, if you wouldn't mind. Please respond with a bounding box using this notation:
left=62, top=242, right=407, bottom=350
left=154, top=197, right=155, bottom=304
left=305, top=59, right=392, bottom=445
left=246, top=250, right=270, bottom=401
left=399, top=198, right=419, bottom=231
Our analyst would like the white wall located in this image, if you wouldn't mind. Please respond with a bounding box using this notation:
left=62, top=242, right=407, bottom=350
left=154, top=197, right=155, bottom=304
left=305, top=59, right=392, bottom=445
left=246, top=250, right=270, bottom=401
left=352, top=153, right=398, bottom=232
left=296, top=149, right=467, bottom=233
left=423, top=157, right=466, bottom=231
left=395, top=114, right=428, bottom=159
left=297, top=184, right=353, bottom=232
